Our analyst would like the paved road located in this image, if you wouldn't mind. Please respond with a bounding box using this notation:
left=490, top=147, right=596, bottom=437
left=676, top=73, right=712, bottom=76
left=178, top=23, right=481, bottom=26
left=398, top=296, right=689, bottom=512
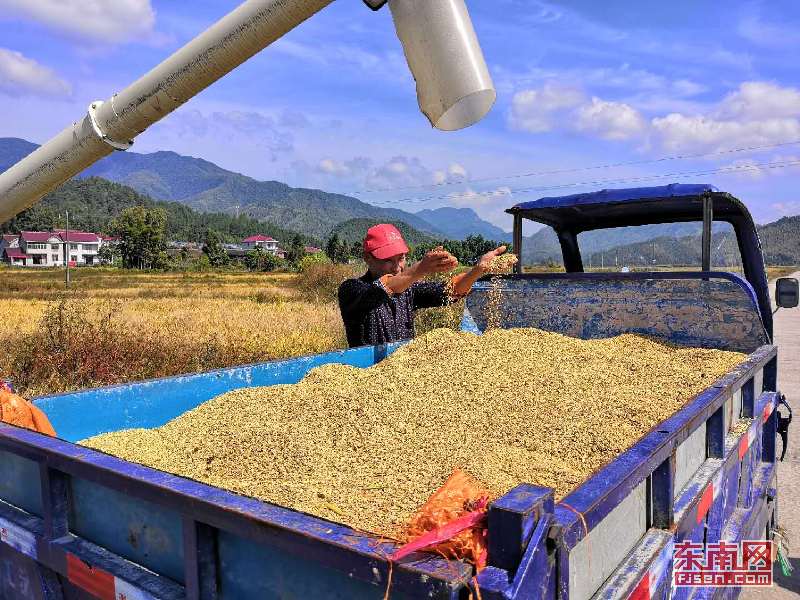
left=743, top=272, right=800, bottom=599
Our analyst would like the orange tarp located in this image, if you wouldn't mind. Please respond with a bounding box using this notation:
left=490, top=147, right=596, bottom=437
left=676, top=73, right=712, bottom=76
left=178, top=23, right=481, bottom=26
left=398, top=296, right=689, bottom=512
left=0, top=389, right=56, bottom=436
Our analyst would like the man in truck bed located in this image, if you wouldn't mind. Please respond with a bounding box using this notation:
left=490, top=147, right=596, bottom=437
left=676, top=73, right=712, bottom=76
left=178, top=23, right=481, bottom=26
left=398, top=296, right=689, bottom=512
left=338, top=223, right=505, bottom=347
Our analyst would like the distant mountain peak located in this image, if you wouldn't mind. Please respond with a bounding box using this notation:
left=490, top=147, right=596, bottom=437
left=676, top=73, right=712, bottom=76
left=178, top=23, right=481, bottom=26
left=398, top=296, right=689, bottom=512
left=415, top=206, right=510, bottom=241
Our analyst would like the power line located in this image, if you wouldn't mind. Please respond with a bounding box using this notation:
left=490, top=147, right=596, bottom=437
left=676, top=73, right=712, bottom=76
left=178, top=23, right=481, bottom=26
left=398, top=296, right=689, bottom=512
left=368, top=158, right=800, bottom=206
left=348, top=139, right=800, bottom=196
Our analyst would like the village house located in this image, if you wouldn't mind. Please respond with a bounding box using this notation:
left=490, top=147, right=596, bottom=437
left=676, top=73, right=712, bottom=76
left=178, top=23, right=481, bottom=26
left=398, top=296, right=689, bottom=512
left=0, top=230, right=104, bottom=267
left=241, top=235, right=279, bottom=254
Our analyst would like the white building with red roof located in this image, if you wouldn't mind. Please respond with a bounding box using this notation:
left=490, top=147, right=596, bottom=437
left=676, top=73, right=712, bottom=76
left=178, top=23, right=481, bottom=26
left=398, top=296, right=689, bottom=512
left=1, top=230, right=104, bottom=267
left=241, top=234, right=279, bottom=253
left=1, top=234, right=26, bottom=265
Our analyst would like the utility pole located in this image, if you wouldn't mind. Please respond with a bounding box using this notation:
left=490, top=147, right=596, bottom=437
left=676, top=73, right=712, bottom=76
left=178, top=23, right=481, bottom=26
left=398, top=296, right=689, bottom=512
left=64, top=210, right=70, bottom=288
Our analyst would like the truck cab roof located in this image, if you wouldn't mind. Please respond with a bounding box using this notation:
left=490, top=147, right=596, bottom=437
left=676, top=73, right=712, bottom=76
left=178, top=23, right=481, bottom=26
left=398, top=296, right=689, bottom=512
left=506, top=183, right=751, bottom=231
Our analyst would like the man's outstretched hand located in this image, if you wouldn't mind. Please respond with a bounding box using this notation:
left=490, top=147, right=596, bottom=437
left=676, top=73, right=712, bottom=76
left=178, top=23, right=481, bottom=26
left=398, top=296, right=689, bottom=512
left=417, top=246, right=459, bottom=275
left=477, top=245, right=508, bottom=274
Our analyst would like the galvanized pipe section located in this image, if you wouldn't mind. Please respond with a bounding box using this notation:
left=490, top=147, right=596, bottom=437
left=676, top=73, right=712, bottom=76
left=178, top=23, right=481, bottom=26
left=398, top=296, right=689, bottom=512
left=389, top=0, right=495, bottom=131
left=0, top=0, right=333, bottom=224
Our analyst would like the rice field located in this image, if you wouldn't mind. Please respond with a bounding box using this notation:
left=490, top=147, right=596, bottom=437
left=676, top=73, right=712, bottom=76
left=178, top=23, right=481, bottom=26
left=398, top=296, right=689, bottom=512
left=0, top=267, right=347, bottom=396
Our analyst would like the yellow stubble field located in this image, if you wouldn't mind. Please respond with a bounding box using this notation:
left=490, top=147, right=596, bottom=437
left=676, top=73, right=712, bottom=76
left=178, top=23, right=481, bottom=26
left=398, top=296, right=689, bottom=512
left=0, top=267, right=346, bottom=396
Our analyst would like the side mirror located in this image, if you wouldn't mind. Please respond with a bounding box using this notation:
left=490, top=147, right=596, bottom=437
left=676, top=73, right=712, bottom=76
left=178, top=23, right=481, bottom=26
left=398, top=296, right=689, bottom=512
left=776, top=277, right=799, bottom=308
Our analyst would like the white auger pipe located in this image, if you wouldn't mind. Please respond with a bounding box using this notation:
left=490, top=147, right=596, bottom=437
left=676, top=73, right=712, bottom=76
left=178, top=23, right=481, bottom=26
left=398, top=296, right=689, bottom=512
left=0, top=0, right=495, bottom=224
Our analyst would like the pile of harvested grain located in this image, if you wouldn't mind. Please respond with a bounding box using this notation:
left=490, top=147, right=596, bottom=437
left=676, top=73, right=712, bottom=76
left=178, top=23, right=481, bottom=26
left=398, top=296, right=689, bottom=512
left=488, top=252, right=518, bottom=274
left=82, top=328, right=744, bottom=538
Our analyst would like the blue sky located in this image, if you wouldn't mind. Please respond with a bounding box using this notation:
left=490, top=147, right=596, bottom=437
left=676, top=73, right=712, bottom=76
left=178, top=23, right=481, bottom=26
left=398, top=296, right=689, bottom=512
left=1, top=0, right=799, bottom=232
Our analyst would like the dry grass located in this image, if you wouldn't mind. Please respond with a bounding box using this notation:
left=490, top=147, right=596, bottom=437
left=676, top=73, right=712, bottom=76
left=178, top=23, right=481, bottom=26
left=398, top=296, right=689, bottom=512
left=83, top=327, right=745, bottom=537
left=0, top=269, right=345, bottom=396
left=767, top=266, right=798, bottom=281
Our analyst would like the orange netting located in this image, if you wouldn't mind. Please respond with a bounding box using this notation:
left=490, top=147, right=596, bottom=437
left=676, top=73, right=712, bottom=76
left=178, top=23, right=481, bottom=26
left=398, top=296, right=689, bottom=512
left=392, top=469, right=492, bottom=570
left=0, top=389, right=56, bottom=436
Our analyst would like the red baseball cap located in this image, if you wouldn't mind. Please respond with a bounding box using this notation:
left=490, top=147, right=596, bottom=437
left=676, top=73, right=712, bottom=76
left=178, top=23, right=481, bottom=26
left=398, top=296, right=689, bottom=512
left=363, top=224, right=409, bottom=259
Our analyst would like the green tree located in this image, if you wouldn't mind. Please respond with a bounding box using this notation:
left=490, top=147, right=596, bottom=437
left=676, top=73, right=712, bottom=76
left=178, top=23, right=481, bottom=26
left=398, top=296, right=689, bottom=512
left=409, top=235, right=501, bottom=266
left=202, top=229, right=229, bottom=266
left=245, top=248, right=284, bottom=272
left=326, top=233, right=348, bottom=264
left=110, top=206, right=168, bottom=269
left=350, top=241, right=362, bottom=260
left=297, top=251, right=330, bottom=272
left=97, top=244, right=119, bottom=266
left=261, top=252, right=284, bottom=272
left=286, top=234, right=305, bottom=267
left=244, top=248, right=265, bottom=271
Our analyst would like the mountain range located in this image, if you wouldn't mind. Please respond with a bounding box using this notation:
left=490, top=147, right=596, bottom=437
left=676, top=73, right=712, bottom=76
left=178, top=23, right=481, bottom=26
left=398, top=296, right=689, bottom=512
left=0, top=138, right=448, bottom=241
left=586, top=216, right=800, bottom=267
left=414, top=207, right=510, bottom=241
left=519, top=222, right=730, bottom=264
left=0, top=176, right=319, bottom=247
left=2, top=137, right=799, bottom=265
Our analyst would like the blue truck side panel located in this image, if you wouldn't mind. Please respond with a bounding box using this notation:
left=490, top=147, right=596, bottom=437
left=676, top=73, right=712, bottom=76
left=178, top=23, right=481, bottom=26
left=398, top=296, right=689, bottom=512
left=0, top=272, right=782, bottom=599
left=68, top=478, right=186, bottom=583
left=0, top=451, right=42, bottom=517
left=33, top=343, right=404, bottom=443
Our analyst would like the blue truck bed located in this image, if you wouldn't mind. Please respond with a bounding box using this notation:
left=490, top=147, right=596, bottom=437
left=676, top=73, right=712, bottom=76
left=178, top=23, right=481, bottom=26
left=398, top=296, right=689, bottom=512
left=0, top=269, right=781, bottom=600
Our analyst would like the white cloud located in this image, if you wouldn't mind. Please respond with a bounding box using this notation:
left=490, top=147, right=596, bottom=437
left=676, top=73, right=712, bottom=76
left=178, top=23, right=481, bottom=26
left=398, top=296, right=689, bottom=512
left=737, top=11, right=800, bottom=49
left=369, top=156, right=438, bottom=189
left=297, top=155, right=460, bottom=192
left=651, top=82, right=800, bottom=152
left=153, top=108, right=294, bottom=161
left=318, top=158, right=349, bottom=176
left=721, top=158, right=767, bottom=180
left=509, top=83, right=584, bottom=132
left=315, top=157, right=372, bottom=178
left=0, top=0, right=156, bottom=43
left=651, top=113, right=800, bottom=152
left=575, top=97, right=645, bottom=140
left=497, top=64, right=707, bottom=101
left=721, top=154, right=800, bottom=181
left=509, top=83, right=645, bottom=141
left=271, top=39, right=409, bottom=83
left=433, top=162, right=469, bottom=185
left=0, top=48, right=71, bottom=98
left=510, top=80, right=800, bottom=154
left=716, top=82, right=800, bottom=121
left=279, top=109, right=310, bottom=129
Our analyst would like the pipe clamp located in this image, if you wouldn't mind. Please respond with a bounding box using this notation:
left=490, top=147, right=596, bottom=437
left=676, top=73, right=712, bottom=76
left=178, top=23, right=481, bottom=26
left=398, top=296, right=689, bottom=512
left=88, top=101, right=133, bottom=151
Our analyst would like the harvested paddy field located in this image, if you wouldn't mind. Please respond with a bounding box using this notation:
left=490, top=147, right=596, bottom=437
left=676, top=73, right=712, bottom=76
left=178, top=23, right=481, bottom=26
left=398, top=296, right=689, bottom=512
left=83, top=327, right=745, bottom=538
left=0, top=269, right=346, bottom=396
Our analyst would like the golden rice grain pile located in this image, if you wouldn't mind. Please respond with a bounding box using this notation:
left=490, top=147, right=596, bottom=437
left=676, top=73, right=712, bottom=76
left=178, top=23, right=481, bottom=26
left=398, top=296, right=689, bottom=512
left=488, top=252, right=518, bottom=274
left=82, top=327, right=744, bottom=537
